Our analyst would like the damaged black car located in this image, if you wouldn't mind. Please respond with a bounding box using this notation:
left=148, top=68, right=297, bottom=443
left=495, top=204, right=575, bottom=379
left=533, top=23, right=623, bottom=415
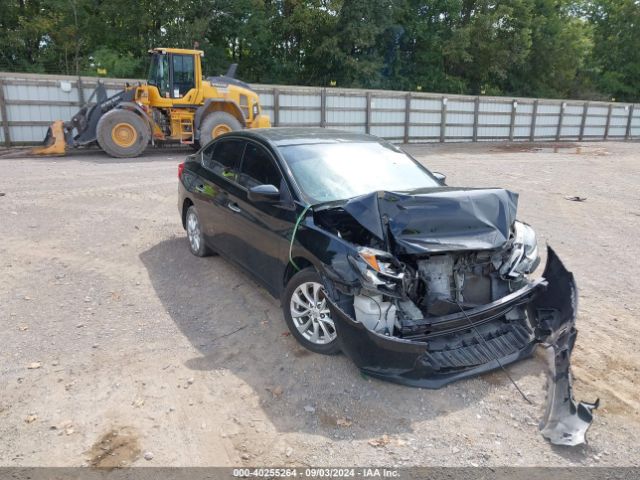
left=177, top=128, right=597, bottom=446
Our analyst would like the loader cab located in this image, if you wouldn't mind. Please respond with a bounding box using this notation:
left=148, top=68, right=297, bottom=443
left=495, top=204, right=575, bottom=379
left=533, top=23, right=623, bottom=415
left=147, top=48, right=203, bottom=100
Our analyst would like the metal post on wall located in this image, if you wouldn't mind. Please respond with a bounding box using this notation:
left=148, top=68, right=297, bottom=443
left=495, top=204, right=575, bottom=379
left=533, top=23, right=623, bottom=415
left=273, top=88, right=280, bottom=127
left=579, top=102, right=589, bottom=141
left=509, top=100, right=517, bottom=141
left=556, top=102, right=566, bottom=141
left=440, top=97, right=448, bottom=143
left=472, top=96, right=480, bottom=142
left=403, top=93, right=411, bottom=144
left=0, top=79, right=11, bottom=147
left=77, top=76, right=85, bottom=106
left=625, top=104, right=635, bottom=140
left=604, top=104, right=613, bottom=140
left=529, top=100, right=538, bottom=142
left=365, top=92, right=372, bottom=134
left=320, top=88, right=327, bottom=128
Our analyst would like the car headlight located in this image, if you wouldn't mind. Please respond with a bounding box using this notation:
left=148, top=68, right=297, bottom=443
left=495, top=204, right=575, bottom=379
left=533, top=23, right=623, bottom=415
left=500, top=221, right=541, bottom=279
left=349, top=247, right=404, bottom=290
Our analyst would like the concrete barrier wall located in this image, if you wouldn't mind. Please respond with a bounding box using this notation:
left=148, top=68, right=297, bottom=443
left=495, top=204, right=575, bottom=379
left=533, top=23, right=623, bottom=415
left=1, top=71, right=638, bottom=146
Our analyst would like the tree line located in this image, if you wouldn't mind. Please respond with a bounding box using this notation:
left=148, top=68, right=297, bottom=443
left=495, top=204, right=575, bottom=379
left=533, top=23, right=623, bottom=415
left=1, top=0, right=638, bottom=102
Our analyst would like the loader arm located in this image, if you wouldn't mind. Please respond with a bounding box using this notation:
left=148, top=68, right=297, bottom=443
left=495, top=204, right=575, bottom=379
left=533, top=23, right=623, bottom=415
left=32, top=84, right=137, bottom=156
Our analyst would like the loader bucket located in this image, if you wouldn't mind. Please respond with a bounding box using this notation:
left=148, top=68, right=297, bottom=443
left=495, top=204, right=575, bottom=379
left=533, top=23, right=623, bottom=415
left=32, top=120, right=67, bottom=156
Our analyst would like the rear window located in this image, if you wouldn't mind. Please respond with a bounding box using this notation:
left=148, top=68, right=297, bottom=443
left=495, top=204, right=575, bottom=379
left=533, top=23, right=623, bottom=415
left=203, top=139, right=245, bottom=181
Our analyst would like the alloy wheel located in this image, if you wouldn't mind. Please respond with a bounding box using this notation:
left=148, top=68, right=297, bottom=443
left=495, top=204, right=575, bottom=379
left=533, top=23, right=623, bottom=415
left=289, top=281, right=336, bottom=345
left=186, top=210, right=201, bottom=253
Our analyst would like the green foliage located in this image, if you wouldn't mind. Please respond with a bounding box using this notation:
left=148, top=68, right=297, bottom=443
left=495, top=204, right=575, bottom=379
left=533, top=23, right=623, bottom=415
left=87, top=47, right=142, bottom=78
left=589, top=0, right=640, bottom=102
left=0, top=0, right=637, bottom=101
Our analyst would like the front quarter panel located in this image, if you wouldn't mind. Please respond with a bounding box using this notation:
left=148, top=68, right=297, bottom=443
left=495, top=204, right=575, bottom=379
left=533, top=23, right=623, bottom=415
left=292, top=219, right=361, bottom=288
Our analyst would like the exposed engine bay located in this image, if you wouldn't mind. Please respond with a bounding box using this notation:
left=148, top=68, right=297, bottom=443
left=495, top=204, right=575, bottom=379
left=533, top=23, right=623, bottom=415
left=347, top=230, right=539, bottom=338
left=315, top=189, right=540, bottom=339
left=312, top=188, right=597, bottom=446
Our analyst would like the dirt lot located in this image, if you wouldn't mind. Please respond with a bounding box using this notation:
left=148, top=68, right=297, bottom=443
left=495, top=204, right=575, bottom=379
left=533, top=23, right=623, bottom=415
left=1, top=141, right=639, bottom=467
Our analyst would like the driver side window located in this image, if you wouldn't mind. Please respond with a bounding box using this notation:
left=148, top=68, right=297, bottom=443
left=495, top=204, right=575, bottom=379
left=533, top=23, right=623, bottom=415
left=238, top=143, right=283, bottom=190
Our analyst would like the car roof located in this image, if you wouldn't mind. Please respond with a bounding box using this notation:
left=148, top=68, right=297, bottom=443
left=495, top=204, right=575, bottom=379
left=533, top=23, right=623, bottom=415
left=235, top=127, right=381, bottom=147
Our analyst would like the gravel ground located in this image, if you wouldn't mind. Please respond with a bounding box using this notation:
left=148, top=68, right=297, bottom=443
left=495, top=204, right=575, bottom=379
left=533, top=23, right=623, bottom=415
left=0, top=141, right=639, bottom=467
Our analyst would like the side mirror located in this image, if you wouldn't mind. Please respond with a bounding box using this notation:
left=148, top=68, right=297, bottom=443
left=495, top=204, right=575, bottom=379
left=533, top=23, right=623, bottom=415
left=248, top=184, right=280, bottom=203
left=432, top=171, right=447, bottom=185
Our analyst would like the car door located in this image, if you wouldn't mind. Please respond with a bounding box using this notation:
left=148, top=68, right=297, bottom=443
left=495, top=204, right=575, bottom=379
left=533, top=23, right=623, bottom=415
left=226, top=141, right=298, bottom=294
left=190, top=138, right=246, bottom=256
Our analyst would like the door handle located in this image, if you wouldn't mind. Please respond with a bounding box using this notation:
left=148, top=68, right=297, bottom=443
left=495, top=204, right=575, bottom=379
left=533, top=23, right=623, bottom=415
left=227, top=202, right=241, bottom=213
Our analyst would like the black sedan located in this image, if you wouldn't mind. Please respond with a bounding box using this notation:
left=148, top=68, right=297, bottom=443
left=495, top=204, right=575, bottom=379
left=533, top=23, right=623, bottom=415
left=177, top=128, right=596, bottom=446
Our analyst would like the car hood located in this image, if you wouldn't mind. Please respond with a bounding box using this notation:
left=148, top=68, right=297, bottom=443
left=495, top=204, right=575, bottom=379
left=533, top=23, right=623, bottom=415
left=340, top=187, right=519, bottom=254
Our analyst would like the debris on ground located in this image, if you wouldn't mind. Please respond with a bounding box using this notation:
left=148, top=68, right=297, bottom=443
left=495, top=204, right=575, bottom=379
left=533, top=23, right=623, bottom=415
left=267, top=386, right=284, bottom=398
left=24, top=414, right=38, bottom=424
left=336, top=417, right=353, bottom=427
left=368, top=435, right=392, bottom=448
left=564, top=196, right=587, bottom=202
left=27, top=362, right=41, bottom=369
left=87, top=428, right=141, bottom=468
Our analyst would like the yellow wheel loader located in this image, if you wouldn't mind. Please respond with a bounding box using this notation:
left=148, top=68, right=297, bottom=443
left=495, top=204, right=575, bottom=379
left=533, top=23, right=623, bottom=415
left=33, top=48, right=271, bottom=158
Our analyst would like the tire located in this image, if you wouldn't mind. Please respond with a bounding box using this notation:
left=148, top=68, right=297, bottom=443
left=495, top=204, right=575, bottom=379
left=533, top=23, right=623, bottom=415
left=185, top=205, right=212, bottom=257
left=282, top=268, right=340, bottom=355
left=199, top=111, right=242, bottom=146
left=96, top=109, right=150, bottom=158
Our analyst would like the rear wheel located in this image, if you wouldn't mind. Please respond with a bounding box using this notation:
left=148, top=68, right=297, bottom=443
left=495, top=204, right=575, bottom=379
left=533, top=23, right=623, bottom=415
left=185, top=205, right=212, bottom=257
left=282, top=268, right=340, bottom=355
left=97, top=109, right=150, bottom=158
left=199, top=111, right=242, bottom=146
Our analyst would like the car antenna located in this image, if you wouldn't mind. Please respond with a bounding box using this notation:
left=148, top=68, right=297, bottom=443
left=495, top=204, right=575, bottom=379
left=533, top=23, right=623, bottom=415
left=454, top=300, right=532, bottom=405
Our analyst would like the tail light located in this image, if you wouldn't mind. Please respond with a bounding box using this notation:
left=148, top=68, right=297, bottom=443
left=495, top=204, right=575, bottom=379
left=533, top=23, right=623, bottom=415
left=178, top=162, right=185, bottom=179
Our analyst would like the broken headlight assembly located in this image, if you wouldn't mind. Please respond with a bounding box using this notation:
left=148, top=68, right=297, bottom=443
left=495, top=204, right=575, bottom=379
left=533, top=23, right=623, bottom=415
left=349, top=247, right=404, bottom=292
left=500, top=221, right=541, bottom=279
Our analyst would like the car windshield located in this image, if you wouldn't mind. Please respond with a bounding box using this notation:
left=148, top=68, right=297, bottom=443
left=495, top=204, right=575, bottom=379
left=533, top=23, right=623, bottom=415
left=280, top=141, right=440, bottom=204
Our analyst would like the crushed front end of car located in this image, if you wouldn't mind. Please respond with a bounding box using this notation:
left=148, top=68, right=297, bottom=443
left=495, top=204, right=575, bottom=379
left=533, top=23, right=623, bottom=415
left=308, top=188, right=597, bottom=446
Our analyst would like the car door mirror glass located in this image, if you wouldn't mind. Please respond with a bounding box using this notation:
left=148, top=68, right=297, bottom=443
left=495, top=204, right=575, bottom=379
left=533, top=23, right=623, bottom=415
left=248, top=184, right=280, bottom=203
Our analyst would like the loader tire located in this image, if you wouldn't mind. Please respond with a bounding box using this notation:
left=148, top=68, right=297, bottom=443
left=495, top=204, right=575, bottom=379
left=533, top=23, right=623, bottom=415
left=97, top=109, right=150, bottom=158
left=199, top=111, right=242, bottom=147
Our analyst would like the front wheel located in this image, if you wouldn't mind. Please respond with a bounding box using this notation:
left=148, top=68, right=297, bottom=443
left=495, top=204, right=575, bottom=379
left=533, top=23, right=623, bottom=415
left=96, top=109, right=150, bottom=158
left=282, top=268, right=340, bottom=355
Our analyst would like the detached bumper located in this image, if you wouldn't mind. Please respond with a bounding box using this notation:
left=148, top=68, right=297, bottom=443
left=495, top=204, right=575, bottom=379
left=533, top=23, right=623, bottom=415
left=326, top=246, right=597, bottom=445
